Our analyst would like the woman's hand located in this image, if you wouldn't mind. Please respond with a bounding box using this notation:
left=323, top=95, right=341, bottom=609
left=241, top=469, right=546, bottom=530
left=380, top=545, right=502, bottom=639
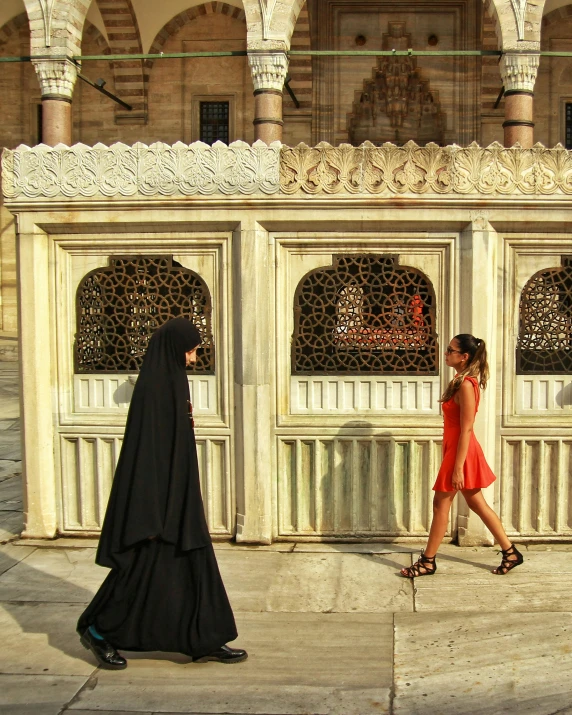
left=452, top=466, right=464, bottom=491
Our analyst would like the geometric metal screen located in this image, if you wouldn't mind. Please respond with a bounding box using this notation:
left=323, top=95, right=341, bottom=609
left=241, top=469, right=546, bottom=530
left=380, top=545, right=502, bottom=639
left=516, top=255, right=572, bottom=374
left=75, top=255, right=214, bottom=373
left=292, top=254, right=438, bottom=374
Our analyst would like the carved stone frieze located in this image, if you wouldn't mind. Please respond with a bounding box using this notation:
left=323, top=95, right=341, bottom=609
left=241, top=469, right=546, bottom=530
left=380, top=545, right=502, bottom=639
left=248, top=52, right=289, bottom=91
left=499, top=53, right=540, bottom=93
left=279, top=141, right=572, bottom=196
left=4, top=140, right=572, bottom=201
left=2, top=140, right=281, bottom=200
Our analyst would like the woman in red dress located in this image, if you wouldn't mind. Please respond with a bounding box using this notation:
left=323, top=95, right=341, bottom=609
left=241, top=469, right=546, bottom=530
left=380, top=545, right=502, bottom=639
left=400, top=334, right=523, bottom=578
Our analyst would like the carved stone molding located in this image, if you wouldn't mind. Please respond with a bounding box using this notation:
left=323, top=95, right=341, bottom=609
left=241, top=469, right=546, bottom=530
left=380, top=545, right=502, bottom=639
left=5, top=140, right=572, bottom=201
left=32, top=58, right=78, bottom=100
left=38, top=0, right=55, bottom=47
left=279, top=141, right=572, bottom=196
left=469, top=210, right=491, bottom=230
left=2, top=140, right=281, bottom=200
left=248, top=52, right=289, bottom=91
left=510, top=0, right=527, bottom=41
left=499, top=53, right=540, bottom=93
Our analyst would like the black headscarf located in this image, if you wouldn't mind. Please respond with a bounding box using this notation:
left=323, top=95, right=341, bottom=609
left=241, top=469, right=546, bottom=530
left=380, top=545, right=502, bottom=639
left=96, top=318, right=211, bottom=569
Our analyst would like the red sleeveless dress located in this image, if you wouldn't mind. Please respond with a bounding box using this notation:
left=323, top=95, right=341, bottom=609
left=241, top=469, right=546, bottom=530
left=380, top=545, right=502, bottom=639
left=432, top=376, right=496, bottom=492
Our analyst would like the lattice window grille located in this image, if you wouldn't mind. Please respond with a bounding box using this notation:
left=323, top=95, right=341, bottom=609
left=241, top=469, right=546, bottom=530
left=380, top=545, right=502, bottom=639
left=292, top=254, right=438, bottom=374
left=517, top=255, right=572, bottom=374
left=75, top=256, right=214, bottom=373
left=200, top=101, right=229, bottom=145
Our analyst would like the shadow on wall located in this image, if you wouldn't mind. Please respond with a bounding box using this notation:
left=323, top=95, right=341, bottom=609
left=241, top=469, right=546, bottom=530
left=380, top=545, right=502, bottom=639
left=328, top=420, right=492, bottom=572
left=555, top=381, right=572, bottom=407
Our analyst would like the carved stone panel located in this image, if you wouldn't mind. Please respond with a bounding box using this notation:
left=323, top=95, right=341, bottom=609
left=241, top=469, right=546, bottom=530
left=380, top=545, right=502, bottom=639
left=348, top=22, right=445, bottom=146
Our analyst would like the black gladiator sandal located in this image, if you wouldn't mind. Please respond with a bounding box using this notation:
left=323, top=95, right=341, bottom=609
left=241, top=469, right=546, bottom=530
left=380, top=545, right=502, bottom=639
left=400, top=551, right=437, bottom=579
left=492, top=543, right=524, bottom=575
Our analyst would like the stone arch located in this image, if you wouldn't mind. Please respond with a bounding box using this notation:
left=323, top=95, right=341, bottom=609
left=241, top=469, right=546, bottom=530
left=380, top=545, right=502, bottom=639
left=22, top=0, right=91, bottom=56
left=83, top=20, right=111, bottom=56
left=0, top=12, right=39, bottom=149
left=242, top=0, right=306, bottom=50
left=542, top=5, right=572, bottom=30
left=285, top=1, right=311, bottom=112
left=482, top=0, right=545, bottom=49
left=0, top=12, right=29, bottom=46
left=94, top=0, right=146, bottom=119
left=147, top=2, right=246, bottom=71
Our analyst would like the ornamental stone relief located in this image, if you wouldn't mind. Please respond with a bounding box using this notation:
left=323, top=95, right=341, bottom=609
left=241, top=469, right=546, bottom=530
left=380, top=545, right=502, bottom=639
left=4, top=140, right=572, bottom=200
left=348, top=22, right=445, bottom=147
left=280, top=141, right=572, bottom=195
left=2, top=140, right=281, bottom=199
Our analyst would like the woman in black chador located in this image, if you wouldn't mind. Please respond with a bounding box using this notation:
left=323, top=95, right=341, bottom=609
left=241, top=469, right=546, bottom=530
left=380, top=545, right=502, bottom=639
left=78, top=318, right=246, bottom=668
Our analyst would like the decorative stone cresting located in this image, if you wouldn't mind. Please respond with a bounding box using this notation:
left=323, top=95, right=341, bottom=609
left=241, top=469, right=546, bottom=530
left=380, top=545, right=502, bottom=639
left=5, top=140, right=572, bottom=200
left=280, top=141, right=572, bottom=195
left=2, top=140, right=281, bottom=199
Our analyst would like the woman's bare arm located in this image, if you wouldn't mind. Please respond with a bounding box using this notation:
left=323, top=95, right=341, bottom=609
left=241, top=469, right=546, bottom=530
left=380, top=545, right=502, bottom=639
left=451, top=379, right=476, bottom=490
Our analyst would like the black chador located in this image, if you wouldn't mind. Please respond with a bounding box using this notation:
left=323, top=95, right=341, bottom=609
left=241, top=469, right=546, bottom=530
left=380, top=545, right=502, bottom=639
left=78, top=319, right=246, bottom=667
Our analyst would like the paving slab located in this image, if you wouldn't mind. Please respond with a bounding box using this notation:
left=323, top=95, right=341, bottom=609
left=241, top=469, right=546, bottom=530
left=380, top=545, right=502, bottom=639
left=412, top=550, right=572, bottom=612
left=0, top=548, right=104, bottom=603
left=214, top=542, right=296, bottom=552
left=14, top=538, right=99, bottom=550
left=0, top=542, right=36, bottom=576
left=0, top=421, right=22, bottom=460
left=0, top=510, right=23, bottom=542
left=293, top=543, right=422, bottom=554
left=0, top=474, right=23, bottom=510
left=215, top=550, right=413, bottom=613
left=525, top=543, right=572, bottom=551
left=393, top=611, right=572, bottom=715
left=0, top=460, right=22, bottom=479
left=69, top=612, right=393, bottom=715
left=0, top=601, right=96, bottom=676
left=0, top=673, right=88, bottom=715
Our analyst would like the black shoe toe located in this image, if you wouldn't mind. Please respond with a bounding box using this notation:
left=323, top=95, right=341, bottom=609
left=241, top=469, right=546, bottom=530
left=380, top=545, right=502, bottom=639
left=193, top=644, right=248, bottom=664
left=80, top=628, right=127, bottom=670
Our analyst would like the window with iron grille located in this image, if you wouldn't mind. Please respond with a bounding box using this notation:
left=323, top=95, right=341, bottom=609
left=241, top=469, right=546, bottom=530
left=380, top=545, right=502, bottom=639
left=292, top=254, right=438, bottom=374
left=517, top=256, right=572, bottom=374
left=200, top=101, right=230, bottom=145
left=75, top=256, right=214, bottom=373
left=566, top=104, right=572, bottom=150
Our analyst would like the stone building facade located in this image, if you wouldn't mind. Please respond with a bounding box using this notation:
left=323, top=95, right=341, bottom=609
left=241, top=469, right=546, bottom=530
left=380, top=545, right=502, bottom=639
left=1, top=0, right=571, bottom=545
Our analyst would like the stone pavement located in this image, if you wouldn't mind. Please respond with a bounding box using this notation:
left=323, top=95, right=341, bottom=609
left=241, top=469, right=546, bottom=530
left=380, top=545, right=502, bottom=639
left=0, top=363, right=571, bottom=715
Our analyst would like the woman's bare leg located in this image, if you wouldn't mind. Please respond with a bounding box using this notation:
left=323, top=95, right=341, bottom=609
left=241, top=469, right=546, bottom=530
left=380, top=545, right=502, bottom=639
left=424, top=491, right=456, bottom=557
left=462, top=488, right=511, bottom=551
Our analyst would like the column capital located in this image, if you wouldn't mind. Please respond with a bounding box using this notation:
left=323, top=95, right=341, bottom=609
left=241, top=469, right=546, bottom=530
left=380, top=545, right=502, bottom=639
left=32, top=58, right=78, bottom=100
left=499, top=52, right=540, bottom=93
left=248, top=51, right=289, bottom=92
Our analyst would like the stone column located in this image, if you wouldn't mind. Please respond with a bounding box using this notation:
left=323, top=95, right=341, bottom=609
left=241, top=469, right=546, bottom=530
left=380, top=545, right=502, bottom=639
left=233, top=222, right=273, bottom=543
left=499, top=53, right=540, bottom=148
left=457, top=213, right=499, bottom=546
left=17, top=223, right=58, bottom=539
left=32, top=59, right=78, bottom=146
left=248, top=52, right=288, bottom=143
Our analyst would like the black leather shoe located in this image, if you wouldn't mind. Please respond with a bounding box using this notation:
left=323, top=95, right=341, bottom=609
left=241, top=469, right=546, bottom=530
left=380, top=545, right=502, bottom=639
left=79, top=628, right=127, bottom=670
left=193, top=644, right=248, bottom=664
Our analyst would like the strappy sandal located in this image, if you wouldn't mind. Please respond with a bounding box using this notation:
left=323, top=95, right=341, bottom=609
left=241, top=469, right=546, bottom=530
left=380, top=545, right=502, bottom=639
left=400, top=551, right=437, bottom=578
left=492, top=543, right=524, bottom=575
